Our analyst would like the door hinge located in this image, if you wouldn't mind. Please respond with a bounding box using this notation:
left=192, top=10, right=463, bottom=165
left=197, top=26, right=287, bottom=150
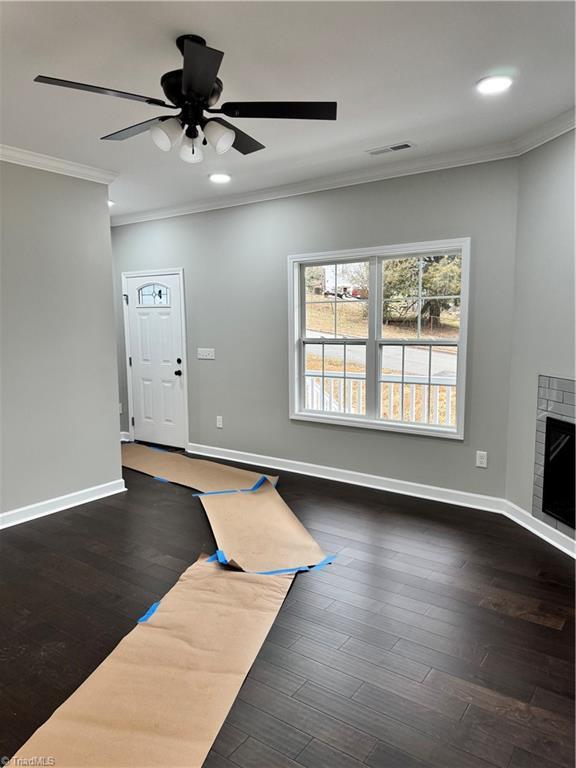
left=131, top=416, right=135, bottom=427
left=123, top=293, right=129, bottom=305
left=129, top=356, right=132, bottom=367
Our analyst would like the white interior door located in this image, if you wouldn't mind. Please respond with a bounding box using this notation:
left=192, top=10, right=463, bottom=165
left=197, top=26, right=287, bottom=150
left=125, top=271, right=187, bottom=448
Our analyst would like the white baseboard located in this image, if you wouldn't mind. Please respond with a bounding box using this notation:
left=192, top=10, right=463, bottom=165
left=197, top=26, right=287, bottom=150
left=187, top=441, right=575, bottom=559
left=120, top=431, right=131, bottom=442
left=0, top=479, right=126, bottom=530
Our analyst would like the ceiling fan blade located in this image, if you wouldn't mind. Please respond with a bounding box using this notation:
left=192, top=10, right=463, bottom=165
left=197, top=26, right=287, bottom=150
left=182, top=39, right=224, bottom=98
left=101, top=116, right=169, bottom=141
left=211, top=118, right=265, bottom=155
left=217, top=102, right=337, bottom=120
left=34, top=76, right=177, bottom=108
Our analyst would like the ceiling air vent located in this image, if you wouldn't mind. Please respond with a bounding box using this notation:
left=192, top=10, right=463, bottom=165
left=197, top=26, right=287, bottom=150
left=366, top=141, right=415, bottom=156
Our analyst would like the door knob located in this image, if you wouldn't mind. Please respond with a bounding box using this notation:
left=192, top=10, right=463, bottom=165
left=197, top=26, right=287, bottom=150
left=175, top=370, right=182, bottom=376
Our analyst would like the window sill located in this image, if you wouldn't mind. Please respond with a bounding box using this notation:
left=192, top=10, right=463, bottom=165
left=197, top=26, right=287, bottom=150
left=290, top=410, right=464, bottom=440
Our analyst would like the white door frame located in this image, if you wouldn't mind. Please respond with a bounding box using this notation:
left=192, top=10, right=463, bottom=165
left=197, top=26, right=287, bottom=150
left=121, top=268, right=190, bottom=445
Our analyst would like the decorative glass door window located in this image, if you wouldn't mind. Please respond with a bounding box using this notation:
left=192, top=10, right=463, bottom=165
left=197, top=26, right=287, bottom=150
left=138, top=283, right=170, bottom=306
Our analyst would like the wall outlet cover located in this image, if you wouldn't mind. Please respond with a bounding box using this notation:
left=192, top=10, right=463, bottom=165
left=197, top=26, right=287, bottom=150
left=216, top=416, right=223, bottom=429
left=197, top=348, right=215, bottom=360
left=476, top=450, right=488, bottom=468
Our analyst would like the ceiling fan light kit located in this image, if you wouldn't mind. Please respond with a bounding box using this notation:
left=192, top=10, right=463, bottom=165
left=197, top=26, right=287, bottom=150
left=150, top=117, right=183, bottom=152
left=33, top=33, right=337, bottom=169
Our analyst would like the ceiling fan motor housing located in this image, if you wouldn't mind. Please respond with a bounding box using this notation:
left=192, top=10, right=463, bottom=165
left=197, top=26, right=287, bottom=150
left=160, top=70, right=223, bottom=111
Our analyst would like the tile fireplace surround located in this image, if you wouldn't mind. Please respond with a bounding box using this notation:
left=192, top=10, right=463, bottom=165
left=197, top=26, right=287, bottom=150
left=533, top=374, right=575, bottom=539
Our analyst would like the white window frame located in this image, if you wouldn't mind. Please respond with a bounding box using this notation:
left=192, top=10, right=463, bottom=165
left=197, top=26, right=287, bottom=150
left=288, top=238, right=470, bottom=440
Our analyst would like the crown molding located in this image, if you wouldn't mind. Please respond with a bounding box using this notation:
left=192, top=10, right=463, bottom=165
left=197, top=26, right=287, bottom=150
left=111, top=109, right=574, bottom=228
left=0, top=145, right=118, bottom=185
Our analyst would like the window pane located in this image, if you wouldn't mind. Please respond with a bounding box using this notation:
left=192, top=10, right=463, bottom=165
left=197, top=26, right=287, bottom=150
left=403, top=383, right=428, bottom=423
left=324, top=376, right=344, bottom=412
left=305, top=376, right=322, bottom=410
left=431, top=346, right=457, bottom=385
left=429, top=384, right=457, bottom=427
left=346, top=345, right=366, bottom=376
left=336, top=301, right=368, bottom=338
left=421, top=254, right=461, bottom=297
left=383, top=257, right=419, bottom=299
left=420, top=298, right=460, bottom=339
left=382, top=299, right=419, bottom=339
left=304, top=264, right=336, bottom=302
left=380, top=382, right=402, bottom=420
left=381, top=345, right=403, bottom=380
left=346, top=379, right=366, bottom=415
left=337, top=262, right=369, bottom=300
left=404, top=345, right=430, bottom=384
left=304, top=344, right=323, bottom=374
left=305, top=302, right=336, bottom=337
left=324, top=344, right=344, bottom=374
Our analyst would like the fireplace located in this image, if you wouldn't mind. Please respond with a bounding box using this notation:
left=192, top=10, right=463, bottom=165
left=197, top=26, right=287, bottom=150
left=542, top=416, right=575, bottom=529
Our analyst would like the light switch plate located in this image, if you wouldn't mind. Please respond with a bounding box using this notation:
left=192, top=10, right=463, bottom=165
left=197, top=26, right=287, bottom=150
left=197, top=348, right=215, bottom=360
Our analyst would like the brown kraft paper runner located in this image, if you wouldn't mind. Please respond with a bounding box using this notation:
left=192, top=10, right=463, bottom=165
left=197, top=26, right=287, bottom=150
left=10, top=556, right=293, bottom=768
left=121, top=442, right=277, bottom=492
left=200, top=479, right=326, bottom=572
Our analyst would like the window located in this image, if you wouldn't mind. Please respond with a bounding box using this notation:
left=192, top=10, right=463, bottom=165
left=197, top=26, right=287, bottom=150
left=138, top=283, right=170, bottom=306
left=289, top=239, right=470, bottom=438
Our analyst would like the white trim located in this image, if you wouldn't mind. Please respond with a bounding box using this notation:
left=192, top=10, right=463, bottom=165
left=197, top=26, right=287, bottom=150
left=288, top=238, right=470, bottom=440
left=120, top=431, right=131, bottom=442
left=0, top=479, right=126, bottom=531
left=0, top=144, right=117, bottom=185
left=111, top=111, right=575, bottom=228
left=121, top=268, right=190, bottom=448
left=186, top=441, right=575, bottom=559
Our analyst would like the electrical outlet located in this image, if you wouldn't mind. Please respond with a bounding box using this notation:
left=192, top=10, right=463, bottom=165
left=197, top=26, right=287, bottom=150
left=216, top=415, right=223, bottom=429
left=197, top=348, right=215, bottom=360
left=476, top=450, right=488, bottom=468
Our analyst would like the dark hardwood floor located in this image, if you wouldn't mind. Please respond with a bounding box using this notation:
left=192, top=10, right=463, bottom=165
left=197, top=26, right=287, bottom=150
left=1, top=456, right=574, bottom=767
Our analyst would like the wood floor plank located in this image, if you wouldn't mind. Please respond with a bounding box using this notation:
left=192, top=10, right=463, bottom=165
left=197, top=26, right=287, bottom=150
left=211, top=723, right=248, bottom=758
left=259, top=640, right=363, bottom=697
left=238, top=679, right=376, bottom=761
left=339, top=636, right=431, bottom=681
left=462, top=704, right=574, bottom=768
left=227, top=699, right=311, bottom=758
left=295, top=739, right=365, bottom=768
left=291, top=636, right=467, bottom=719
left=293, top=681, right=439, bottom=763
left=230, top=736, right=301, bottom=768
left=423, top=668, right=574, bottom=739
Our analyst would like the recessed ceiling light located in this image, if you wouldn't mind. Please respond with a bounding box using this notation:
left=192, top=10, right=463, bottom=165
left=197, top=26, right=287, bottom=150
left=476, top=75, right=513, bottom=95
left=107, top=200, right=115, bottom=207
left=209, top=173, right=231, bottom=184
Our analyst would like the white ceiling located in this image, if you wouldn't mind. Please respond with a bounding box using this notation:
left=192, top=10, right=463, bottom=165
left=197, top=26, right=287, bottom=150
left=1, top=2, right=574, bottom=224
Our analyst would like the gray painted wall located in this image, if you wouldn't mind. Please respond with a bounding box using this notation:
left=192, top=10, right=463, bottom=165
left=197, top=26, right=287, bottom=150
left=113, top=159, right=520, bottom=498
left=506, top=131, right=575, bottom=513
left=0, top=163, right=122, bottom=513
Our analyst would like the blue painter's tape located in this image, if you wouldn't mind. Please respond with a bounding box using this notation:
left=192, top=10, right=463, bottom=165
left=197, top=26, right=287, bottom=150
left=192, top=476, right=268, bottom=497
left=154, top=476, right=170, bottom=483
left=138, top=601, right=160, bottom=623
left=216, top=549, right=229, bottom=565
left=205, top=551, right=335, bottom=576
left=256, top=554, right=336, bottom=576
left=242, top=475, right=268, bottom=493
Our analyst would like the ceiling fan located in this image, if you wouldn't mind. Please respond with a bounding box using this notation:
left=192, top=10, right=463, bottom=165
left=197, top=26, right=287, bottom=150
left=34, top=34, right=337, bottom=164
